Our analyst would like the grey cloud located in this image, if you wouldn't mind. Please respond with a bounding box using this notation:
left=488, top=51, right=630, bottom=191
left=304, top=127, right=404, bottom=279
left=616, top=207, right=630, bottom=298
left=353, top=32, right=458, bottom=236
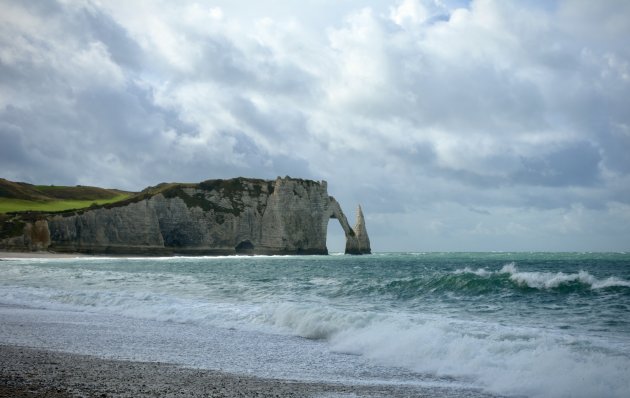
left=393, top=142, right=436, bottom=167
left=513, top=142, right=602, bottom=187
left=81, top=7, right=144, bottom=70
left=267, top=156, right=314, bottom=180
left=231, top=131, right=315, bottom=180
left=7, top=0, right=63, bottom=16
left=228, top=96, right=309, bottom=144
left=468, top=207, right=491, bottom=215
left=169, top=30, right=317, bottom=99
left=437, top=168, right=503, bottom=188
left=332, top=182, right=408, bottom=215
left=74, top=84, right=185, bottom=144
left=193, top=37, right=256, bottom=86
left=601, top=130, right=630, bottom=174
left=404, top=65, right=547, bottom=133
left=0, top=118, right=28, bottom=166
left=0, top=108, right=79, bottom=184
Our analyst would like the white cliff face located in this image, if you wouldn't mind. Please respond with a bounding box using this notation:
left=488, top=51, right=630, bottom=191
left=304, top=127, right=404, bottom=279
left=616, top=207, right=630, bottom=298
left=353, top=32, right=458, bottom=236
left=47, top=200, right=166, bottom=254
left=259, top=178, right=331, bottom=253
left=1, top=177, right=371, bottom=255
left=343, top=205, right=372, bottom=255
left=326, top=199, right=371, bottom=255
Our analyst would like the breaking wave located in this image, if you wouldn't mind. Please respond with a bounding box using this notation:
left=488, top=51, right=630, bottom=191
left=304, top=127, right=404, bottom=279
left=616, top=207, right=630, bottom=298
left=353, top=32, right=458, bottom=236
left=262, top=301, right=630, bottom=398
left=329, top=262, right=630, bottom=302
left=455, top=262, right=630, bottom=291
left=328, top=314, right=630, bottom=398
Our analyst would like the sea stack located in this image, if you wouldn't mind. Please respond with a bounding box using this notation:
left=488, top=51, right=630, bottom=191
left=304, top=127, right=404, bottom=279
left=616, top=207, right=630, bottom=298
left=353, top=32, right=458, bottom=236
left=1, top=177, right=371, bottom=256
left=344, top=205, right=371, bottom=255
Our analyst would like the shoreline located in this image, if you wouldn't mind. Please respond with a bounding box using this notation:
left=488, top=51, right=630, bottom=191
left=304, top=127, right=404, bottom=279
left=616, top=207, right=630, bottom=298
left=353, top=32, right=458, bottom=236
left=0, top=249, right=336, bottom=259
left=0, top=250, right=336, bottom=260
left=0, top=344, right=429, bottom=398
left=0, top=250, right=89, bottom=259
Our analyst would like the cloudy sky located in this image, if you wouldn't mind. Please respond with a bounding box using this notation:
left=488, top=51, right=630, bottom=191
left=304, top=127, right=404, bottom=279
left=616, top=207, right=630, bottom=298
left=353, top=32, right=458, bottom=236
left=1, top=0, right=629, bottom=252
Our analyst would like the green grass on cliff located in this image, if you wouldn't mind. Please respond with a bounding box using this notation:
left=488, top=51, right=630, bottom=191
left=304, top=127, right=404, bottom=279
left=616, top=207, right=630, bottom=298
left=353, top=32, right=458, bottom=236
left=0, top=194, right=132, bottom=214
left=0, top=178, right=133, bottom=214
left=0, top=177, right=277, bottom=215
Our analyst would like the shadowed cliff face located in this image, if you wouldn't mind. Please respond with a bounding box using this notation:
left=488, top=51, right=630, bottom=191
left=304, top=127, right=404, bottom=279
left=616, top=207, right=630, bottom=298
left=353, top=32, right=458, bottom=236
left=0, top=177, right=371, bottom=255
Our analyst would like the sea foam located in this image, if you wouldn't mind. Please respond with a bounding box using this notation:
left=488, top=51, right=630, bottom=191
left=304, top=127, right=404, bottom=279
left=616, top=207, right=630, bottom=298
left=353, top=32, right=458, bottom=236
left=501, top=262, right=630, bottom=289
left=329, top=314, right=630, bottom=398
left=455, top=262, right=630, bottom=290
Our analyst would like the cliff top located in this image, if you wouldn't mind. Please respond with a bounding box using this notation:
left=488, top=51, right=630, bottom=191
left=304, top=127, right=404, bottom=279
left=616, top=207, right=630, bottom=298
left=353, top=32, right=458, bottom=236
left=0, top=178, right=129, bottom=201
left=0, top=178, right=132, bottom=214
left=0, top=176, right=326, bottom=217
left=110, top=177, right=324, bottom=214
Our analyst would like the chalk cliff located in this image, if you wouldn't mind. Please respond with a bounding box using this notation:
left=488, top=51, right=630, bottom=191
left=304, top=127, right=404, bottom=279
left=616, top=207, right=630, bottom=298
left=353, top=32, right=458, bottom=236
left=0, top=177, right=371, bottom=255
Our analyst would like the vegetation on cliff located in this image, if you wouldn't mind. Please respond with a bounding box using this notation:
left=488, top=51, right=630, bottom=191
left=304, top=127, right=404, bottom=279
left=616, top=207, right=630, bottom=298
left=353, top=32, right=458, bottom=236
left=98, top=178, right=276, bottom=218
left=0, top=178, right=132, bottom=214
left=0, top=177, right=277, bottom=219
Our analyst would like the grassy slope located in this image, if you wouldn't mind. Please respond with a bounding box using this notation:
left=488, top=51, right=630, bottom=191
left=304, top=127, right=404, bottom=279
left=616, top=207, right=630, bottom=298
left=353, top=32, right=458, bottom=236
left=0, top=178, right=133, bottom=214
left=0, top=177, right=273, bottom=214
left=0, top=194, right=131, bottom=213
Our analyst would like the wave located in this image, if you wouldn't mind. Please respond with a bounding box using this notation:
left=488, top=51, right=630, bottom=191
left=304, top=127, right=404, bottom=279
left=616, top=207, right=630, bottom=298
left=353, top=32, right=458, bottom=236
left=328, top=315, right=630, bottom=398
left=333, top=263, right=630, bottom=302
left=456, top=262, right=630, bottom=291
left=255, top=301, right=630, bottom=397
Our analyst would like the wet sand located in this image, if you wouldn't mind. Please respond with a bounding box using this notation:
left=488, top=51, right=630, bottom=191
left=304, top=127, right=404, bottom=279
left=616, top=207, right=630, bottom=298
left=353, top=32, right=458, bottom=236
left=0, top=345, right=430, bottom=398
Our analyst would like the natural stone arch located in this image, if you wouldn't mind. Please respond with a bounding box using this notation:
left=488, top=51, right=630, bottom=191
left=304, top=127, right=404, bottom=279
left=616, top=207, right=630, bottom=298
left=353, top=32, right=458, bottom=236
left=327, top=197, right=371, bottom=255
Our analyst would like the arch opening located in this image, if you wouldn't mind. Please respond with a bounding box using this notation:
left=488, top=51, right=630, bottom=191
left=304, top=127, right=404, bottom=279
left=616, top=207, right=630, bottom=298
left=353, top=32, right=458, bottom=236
left=326, top=217, right=345, bottom=254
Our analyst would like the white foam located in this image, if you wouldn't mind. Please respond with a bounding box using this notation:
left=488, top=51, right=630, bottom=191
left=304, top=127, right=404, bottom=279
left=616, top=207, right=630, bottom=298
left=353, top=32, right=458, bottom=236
left=329, top=315, right=630, bottom=398
left=454, top=262, right=630, bottom=290
left=591, top=276, right=630, bottom=289
left=501, top=264, right=630, bottom=289
left=263, top=302, right=382, bottom=339
left=454, top=267, right=493, bottom=277
left=245, top=299, right=630, bottom=397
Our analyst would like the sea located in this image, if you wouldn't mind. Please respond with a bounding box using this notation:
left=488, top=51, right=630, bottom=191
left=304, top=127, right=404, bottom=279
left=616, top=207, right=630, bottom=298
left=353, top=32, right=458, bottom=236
left=1, top=252, right=629, bottom=398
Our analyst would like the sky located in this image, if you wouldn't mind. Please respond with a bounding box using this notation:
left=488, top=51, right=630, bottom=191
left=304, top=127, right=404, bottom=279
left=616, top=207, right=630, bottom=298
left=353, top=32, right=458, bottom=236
left=1, top=0, right=629, bottom=252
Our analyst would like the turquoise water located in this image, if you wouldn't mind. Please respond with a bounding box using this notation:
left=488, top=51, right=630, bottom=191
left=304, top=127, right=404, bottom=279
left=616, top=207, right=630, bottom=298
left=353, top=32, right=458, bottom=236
left=1, top=252, right=629, bottom=397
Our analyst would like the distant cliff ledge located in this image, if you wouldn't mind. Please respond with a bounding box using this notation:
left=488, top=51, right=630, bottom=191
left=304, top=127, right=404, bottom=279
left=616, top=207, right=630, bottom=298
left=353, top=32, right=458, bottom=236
left=0, top=177, right=371, bottom=256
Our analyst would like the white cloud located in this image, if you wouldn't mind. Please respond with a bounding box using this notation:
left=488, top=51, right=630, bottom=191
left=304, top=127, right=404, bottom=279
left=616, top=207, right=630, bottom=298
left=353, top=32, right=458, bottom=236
left=390, top=0, right=430, bottom=27
left=70, top=41, right=126, bottom=89
left=326, top=8, right=395, bottom=112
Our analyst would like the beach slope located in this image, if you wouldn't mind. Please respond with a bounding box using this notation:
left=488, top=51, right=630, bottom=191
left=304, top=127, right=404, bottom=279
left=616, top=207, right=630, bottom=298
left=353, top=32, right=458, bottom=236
left=0, top=345, right=429, bottom=398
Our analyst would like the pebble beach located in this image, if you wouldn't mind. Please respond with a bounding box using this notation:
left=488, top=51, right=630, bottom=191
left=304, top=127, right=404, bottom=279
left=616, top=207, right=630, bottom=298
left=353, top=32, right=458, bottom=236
left=2, top=345, right=430, bottom=398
